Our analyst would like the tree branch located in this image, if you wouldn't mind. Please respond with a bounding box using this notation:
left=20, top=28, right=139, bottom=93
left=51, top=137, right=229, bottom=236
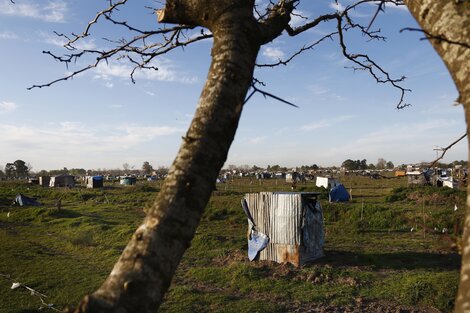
left=261, top=0, right=410, bottom=108
left=428, top=133, right=467, bottom=168
left=256, top=32, right=338, bottom=67
left=400, top=27, right=470, bottom=49
left=336, top=14, right=410, bottom=109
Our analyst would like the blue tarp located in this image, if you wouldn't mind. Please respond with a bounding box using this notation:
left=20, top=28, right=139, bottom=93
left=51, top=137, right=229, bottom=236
left=329, top=184, right=350, bottom=202
left=14, top=194, right=41, bottom=206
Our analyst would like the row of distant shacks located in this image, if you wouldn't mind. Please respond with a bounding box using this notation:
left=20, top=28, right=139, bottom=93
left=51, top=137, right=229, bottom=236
left=29, top=174, right=137, bottom=188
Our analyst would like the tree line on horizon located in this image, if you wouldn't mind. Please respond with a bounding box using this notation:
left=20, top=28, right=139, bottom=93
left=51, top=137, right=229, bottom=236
left=1, top=158, right=468, bottom=180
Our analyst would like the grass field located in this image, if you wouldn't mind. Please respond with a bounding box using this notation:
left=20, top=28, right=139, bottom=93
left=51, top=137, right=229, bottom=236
left=0, top=175, right=465, bottom=312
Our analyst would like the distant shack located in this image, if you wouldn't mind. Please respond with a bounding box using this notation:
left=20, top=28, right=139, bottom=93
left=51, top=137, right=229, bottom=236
left=86, top=176, right=104, bottom=189
left=39, top=176, right=50, bottom=187
left=49, top=174, right=75, bottom=188
left=315, top=176, right=340, bottom=189
left=120, top=176, right=136, bottom=186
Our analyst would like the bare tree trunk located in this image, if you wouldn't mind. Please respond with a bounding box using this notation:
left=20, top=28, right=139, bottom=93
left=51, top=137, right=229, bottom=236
left=404, top=1, right=469, bottom=312
left=63, top=0, right=294, bottom=311
left=70, top=4, right=261, bottom=313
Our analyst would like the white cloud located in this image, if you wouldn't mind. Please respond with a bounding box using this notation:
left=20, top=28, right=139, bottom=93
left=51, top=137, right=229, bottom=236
left=0, top=0, right=68, bottom=23
left=322, top=119, right=465, bottom=164
left=145, top=91, right=155, bottom=96
left=249, top=136, right=266, bottom=144
left=309, top=84, right=330, bottom=95
left=108, top=104, right=123, bottom=109
left=93, top=59, right=198, bottom=84
left=0, top=122, right=184, bottom=159
left=262, top=47, right=285, bottom=62
left=300, top=115, right=355, bottom=131
left=38, top=31, right=96, bottom=50
left=289, top=9, right=309, bottom=28
left=0, top=101, right=17, bottom=113
left=329, top=2, right=345, bottom=12
left=104, top=81, right=114, bottom=89
left=308, top=84, right=346, bottom=101
left=0, top=31, right=18, bottom=40
left=117, top=125, right=183, bottom=146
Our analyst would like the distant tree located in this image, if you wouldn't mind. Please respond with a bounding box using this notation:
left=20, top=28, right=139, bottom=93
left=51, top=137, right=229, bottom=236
left=368, top=163, right=376, bottom=170
left=386, top=161, right=394, bottom=169
left=269, top=164, right=281, bottom=172
left=122, top=163, right=130, bottom=172
left=452, top=160, right=468, bottom=167
left=341, top=159, right=357, bottom=170
left=252, top=165, right=261, bottom=171
left=227, top=164, right=237, bottom=172
left=49, top=167, right=69, bottom=176
left=239, top=164, right=250, bottom=172
left=376, top=158, right=387, bottom=170
left=4, top=163, right=15, bottom=178
left=299, top=164, right=318, bottom=171
left=0, top=170, right=4, bottom=178
left=37, top=170, right=48, bottom=176
left=343, top=159, right=368, bottom=170
left=69, top=168, right=87, bottom=176
left=397, top=164, right=407, bottom=170
left=13, top=160, right=29, bottom=178
left=154, top=166, right=169, bottom=178
left=142, top=161, right=154, bottom=175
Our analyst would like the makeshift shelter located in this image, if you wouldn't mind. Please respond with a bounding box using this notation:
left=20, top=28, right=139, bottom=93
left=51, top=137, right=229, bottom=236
left=28, top=177, right=39, bottom=185
left=242, top=192, right=324, bottom=266
left=286, top=172, right=299, bottom=183
left=315, top=176, right=340, bottom=189
left=39, top=176, right=50, bottom=187
left=436, top=177, right=457, bottom=189
left=14, top=194, right=40, bottom=206
left=395, top=171, right=406, bottom=177
left=407, top=170, right=432, bottom=186
left=86, top=176, right=104, bottom=188
left=120, top=176, right=136, bottom=186
left=49, top=174, right=75, bottom=188
left=329, top=184, right=350, bottom=202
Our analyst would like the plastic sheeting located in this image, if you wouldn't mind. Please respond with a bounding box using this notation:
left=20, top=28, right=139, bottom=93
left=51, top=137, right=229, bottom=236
left=329, top=184, right=350, bottom=202
left=14, top=194, right=40, bottom=206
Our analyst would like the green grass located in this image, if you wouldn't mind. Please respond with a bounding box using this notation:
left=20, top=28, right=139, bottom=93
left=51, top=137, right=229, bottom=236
left=0, top=177, right=464, bottom=312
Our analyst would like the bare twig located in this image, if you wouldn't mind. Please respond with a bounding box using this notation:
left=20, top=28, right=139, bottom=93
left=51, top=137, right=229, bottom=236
left=1, top=274, right=60, bottom=312
left=366, top=1, right=386, bottom=31
left=336, top=14, right=410, bottom=109
left=257, top=32, right=338, bottom=67
left=280, top=0, right=410, bottom=108
left=250, top=83, right=299, bottom=108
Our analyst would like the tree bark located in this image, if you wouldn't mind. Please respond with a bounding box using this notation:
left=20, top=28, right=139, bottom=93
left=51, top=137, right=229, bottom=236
left=404, top=1, right=469, bottom=312
left=70, top=2, right=262, bottom=312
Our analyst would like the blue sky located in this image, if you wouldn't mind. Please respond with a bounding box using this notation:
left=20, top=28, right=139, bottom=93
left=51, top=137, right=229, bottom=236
left=0, top=0, right=466, bottom=171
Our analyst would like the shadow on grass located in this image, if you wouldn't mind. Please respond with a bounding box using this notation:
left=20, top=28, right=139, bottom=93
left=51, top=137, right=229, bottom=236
left=316, top=250, right=461, bottom=270
left=50, top=208, right=82, bottom=218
